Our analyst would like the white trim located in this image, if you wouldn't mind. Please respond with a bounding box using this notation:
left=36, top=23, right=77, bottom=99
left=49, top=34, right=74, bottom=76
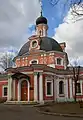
left=47, top=64, right=55, bottom=68
left=30, top=59, right=38, bottom=65
left=2, top=85, right=8, bottom=97
left=44, top=72, right=55, bottom=75
left=22, top=72, right=33, bottom=74
left=18, top=79, right=30, bottom=101
left=34, top=70, right=43, bottom=72
left=46, top=80, right=53, bottom=97
left=0, top=81, right=8, bottom=83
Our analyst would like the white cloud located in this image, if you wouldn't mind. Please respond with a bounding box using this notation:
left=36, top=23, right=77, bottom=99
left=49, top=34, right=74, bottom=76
left=53, top=6, right=83, bottom=65
left=0, top=0, right=40, bottom=51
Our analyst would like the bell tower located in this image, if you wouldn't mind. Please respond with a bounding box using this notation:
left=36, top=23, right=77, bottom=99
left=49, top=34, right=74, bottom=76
left=35, top=1, right=48, bottom=37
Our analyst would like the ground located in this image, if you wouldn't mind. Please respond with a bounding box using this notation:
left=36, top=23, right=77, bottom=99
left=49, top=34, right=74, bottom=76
left=39, top=102, right=83, bottom=114
left=0, top=104, right=83, bottom=120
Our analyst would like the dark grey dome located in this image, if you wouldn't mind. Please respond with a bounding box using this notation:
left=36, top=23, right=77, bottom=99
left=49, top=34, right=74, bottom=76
left=18, top=37, right=63, bottom=56
left=36, top=16, right=47, bottom=25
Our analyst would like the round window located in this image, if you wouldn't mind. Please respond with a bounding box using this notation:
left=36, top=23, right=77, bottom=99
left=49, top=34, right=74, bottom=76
left=32, top=41, right=37, bottom=48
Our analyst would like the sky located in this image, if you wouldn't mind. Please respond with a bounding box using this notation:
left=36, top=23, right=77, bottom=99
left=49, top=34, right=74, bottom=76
left=0, top=0, right=83, bottom=66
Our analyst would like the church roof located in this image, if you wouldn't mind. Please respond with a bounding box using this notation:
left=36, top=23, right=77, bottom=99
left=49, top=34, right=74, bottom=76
left=17, top=37, right=63, bottom=57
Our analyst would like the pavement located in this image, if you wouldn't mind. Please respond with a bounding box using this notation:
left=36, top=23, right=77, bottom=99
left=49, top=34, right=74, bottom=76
left=0, top=104, right=82, bottom=120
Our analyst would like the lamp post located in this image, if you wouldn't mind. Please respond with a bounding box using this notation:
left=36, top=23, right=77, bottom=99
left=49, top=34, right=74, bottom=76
left=73, top=66, right=80, bottom=102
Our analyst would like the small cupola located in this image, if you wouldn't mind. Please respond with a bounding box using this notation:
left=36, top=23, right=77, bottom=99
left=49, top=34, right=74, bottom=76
left=35, top=11, right=48, bottom=37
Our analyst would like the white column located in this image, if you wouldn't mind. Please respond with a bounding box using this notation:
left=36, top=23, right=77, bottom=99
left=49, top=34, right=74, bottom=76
left=56, top=79, right=59, bottom=99
left=65, top=79, right=68, bottom=98
left=18, top=81, right=21, bottom=101
left=13, top=79, right=15, bottom=100
left=69, top=78, right=73, bottom=98
left=28, top=81, right=30, bottom=102
left=34, top=73, right=38, bottom=102
left=80, top=80, right=82, bottom=95
left=39, top=73, right=43, bottom=102
left=54, top=76, right=56, bottom=101
left=7, top=74, right=12, bottom=101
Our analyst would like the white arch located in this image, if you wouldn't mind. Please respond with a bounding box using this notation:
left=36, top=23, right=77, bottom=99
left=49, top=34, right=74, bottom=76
left=18, top=78, right=30, bottom=101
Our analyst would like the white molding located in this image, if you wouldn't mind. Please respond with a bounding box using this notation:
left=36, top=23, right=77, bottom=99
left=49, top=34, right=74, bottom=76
left=2, top=85, right=8, bottom=97
left=44, top=72, right=56, bottom=75
left=0, top=81, right=8, bottom=83
left=34, top=70, right=43, bottom=72
left=47, top=64, right=55, bottom=68
left=22, top=72, right=33, bottom=74
left=46, top=80, right=53, bottom=97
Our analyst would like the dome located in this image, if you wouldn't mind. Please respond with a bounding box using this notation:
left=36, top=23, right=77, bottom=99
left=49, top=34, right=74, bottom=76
left=17, top=37, right=63, bottom=57
left=36, top=16, right=47, bottom=25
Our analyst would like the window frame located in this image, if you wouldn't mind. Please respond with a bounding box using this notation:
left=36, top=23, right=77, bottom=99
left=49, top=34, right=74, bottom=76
left=56, top=57, right=63, bottom=66
left=59, top=81, right=64, bottom=95
left=76, top=82, right=81, bottom=95
left=31, top=40, right=38, bottom=48
left=2, top=85, right=8, bottom=97
left=46, top=80, right=53, bottom=96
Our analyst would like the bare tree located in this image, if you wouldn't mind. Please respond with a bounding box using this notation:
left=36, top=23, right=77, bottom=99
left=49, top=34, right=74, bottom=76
left=69, top=59, right=80, bottom=102
left=49, top=0, right=83, bottom=18
left=0, top=53, right=14, bottom=71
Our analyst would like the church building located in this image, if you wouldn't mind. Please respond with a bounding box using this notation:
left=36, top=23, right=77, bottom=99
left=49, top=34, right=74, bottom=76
left=0, top=13, right=83, bottom=103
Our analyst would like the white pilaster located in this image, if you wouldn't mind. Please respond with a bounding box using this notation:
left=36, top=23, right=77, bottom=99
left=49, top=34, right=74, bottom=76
left=39, top=73, right=43, bottom=102
left=54, top=76, right=57, bottom=101
left=80, top=80, right=82, bottom=95
left=65, top=79, right=68, bottom=98
left=13, top=79, right=15, bottom=100
left=28, top=81, right=30, bottom=102
left=18, top=81, right=21, bottom=101
left=56, top=79, right=59, bottom=99
left=34, top=73, right=38, bottom=102
left=7, top=74, right=12, bottom=101
left=69, top=78, right=73, bottom=98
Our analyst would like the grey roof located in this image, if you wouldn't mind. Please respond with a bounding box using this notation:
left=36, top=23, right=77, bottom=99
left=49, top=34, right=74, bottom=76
left=17, top=37, right=63, bottom=57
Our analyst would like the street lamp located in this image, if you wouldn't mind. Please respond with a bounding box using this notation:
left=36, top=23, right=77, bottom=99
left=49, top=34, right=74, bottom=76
left=73, top=66, right=80, bottom=102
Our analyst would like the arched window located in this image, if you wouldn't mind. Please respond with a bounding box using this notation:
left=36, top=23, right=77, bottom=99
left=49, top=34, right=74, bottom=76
left=59, top=81, right=64, bottom=94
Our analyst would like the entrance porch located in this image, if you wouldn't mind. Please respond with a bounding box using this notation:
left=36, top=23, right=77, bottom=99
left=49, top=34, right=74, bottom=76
left=7, top=73, right=30, bottom=102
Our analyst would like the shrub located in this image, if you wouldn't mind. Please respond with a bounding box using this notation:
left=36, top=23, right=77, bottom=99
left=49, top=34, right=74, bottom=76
left=0, top=97, right=7, bottom=103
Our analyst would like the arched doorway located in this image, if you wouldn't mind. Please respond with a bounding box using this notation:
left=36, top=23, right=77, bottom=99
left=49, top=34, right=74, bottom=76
left=21, top=80, right=28, bottom=101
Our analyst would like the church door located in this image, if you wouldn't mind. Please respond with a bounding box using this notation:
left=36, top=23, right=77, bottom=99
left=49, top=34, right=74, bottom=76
left=21, top=80, right=28, bottom=101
